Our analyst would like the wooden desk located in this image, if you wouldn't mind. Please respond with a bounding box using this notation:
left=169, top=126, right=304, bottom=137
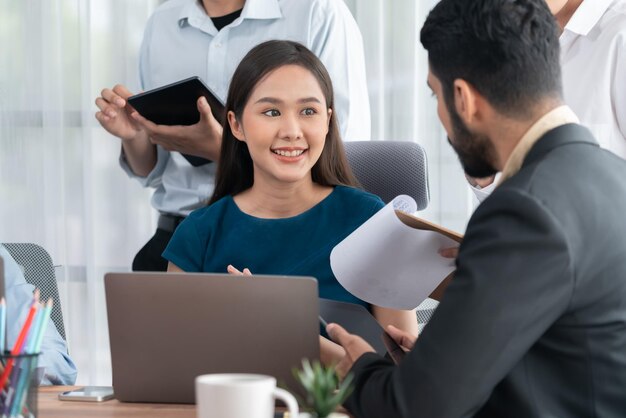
left=39, top=386, right=195, bottom=418
left=38, top=386, right=352, bottom=418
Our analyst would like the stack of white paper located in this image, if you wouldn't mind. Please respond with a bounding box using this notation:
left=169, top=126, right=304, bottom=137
left=330, top=196, right=462, bottom=310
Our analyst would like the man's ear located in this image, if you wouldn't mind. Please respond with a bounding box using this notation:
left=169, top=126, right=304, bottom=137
left=227, top=111, right=245, bottom=141
left=453, top=79, right=479, bottom=126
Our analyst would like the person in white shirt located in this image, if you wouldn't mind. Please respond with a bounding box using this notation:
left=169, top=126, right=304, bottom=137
left=94, top=0, right=370, bottom=271
left=467, top=0, right=626, bottom=203
left=550, top=0, right=626, bottom=157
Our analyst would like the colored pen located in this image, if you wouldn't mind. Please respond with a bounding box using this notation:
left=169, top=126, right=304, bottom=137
left=15, top=291, right=39, bottom=354
left=0, top=297, right=5, bottom=353
left=33, top=299, right=53, bottom=353
left=24, top=307, right=44, bottom=354
left=9, top=367, right=28, bottom=416
left=2, top=384, right=16, bottom=415
left=0, top=290, right=39, bottom=389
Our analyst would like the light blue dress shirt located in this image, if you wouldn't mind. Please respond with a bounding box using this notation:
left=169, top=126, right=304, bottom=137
left=1, top=245, right=77, bottom=385
left=120, top=0, right=371, bottom=217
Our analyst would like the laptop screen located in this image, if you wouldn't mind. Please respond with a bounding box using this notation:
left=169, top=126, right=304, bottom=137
left=105, top=272, right=319, bottom=404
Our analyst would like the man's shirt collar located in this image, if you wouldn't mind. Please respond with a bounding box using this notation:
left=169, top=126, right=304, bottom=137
left=564, top=0, right=613, bottom=36
left=499, top=106, right=579, bottom=184
left=178, top=0, right=282, bottom=29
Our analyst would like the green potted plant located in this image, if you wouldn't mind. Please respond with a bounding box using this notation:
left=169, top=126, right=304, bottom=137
left=293, top=359, right=354, bottom=418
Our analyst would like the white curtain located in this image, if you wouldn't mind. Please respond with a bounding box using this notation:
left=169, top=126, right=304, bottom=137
left=345, top=0, right=473, bottom=231
left=0, top=0, right=159, bottom=385
left=0, top=0, right=472, bottom=386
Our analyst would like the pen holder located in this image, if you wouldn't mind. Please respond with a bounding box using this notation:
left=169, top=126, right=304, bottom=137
left=1, top=352, right=40, bottom=418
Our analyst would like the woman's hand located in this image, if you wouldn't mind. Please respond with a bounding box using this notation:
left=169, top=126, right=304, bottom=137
left=227, top=265, right=252, bottom=276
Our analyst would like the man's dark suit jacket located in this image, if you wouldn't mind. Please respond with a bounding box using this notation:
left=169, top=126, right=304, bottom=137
left=344, top=124, right=626, bottom=417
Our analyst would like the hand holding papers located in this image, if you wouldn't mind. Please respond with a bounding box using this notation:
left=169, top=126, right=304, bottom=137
left=330, top=195, right=463, bottom=310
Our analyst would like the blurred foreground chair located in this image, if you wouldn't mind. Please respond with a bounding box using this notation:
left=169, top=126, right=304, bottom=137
left=344, top=141, right=437, bottom=330
left=2, top=242, right=67, bottom=340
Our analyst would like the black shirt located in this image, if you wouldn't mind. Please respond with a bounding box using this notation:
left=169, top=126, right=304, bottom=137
left=211, top=8, right=242, bottom=31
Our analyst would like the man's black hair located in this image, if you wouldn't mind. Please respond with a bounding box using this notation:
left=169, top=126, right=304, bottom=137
left=421, top=0, right=562, bottom=118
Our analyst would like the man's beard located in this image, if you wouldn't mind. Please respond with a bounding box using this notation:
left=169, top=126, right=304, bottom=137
left=447, top=103, right=498, bottom=179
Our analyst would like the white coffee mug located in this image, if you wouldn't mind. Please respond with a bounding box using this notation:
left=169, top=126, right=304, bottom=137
left=195, top=373, right=299, bottom=418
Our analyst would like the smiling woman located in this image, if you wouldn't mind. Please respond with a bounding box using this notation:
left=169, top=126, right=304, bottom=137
left=209, top=40, right=357, bottom=208
left=162, top=40, right=418, bottom=361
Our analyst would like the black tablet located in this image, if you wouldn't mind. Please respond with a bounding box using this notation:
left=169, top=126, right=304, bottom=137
left=127, top=76, right=225, bottom=126
left=128, top=77, right=225, bottom=166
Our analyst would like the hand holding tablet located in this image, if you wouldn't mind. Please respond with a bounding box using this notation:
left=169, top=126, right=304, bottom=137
left=127, top=77, right=226, bottom=166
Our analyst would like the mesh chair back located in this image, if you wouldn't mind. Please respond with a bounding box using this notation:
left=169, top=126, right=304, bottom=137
left=344, top=141, right=430, bottom=209
left=2, top=243, right=67, bottom=340
left=344, top=141, right=434, bottom=328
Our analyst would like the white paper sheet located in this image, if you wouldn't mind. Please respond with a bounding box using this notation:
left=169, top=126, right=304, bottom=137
left=330, top=196, right=459, bottom=310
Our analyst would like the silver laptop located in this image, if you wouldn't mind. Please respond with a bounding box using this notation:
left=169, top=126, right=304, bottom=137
left=104, top=272, right=319, bottom=404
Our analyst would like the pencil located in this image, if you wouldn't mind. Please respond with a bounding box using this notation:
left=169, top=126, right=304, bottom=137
left=15, top=290, right=39, bottom=354
left=33, top=299, right=53, bottom=353
left=0, top=297, right=6, bottom=353
left=9, top=366, right=29, bottom=416
left=24, top=307, right=44, bottom=354
left=319, top=315, right=328, bottom=328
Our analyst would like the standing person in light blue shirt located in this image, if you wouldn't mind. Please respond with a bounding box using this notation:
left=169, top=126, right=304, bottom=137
left=0, top=245, right=76, bottom=385
left=94, top=0, right=370, bottom=272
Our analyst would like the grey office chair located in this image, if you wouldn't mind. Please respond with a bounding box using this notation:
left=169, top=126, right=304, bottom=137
left=343, top=141, right=436, bottom=328
left=2, top=243, right=67, bottom=340
left=343, top=140, right=430, bottom=209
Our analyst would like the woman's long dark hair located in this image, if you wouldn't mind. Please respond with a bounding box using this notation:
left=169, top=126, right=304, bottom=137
left=209, top=40, right=358, bottom=205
